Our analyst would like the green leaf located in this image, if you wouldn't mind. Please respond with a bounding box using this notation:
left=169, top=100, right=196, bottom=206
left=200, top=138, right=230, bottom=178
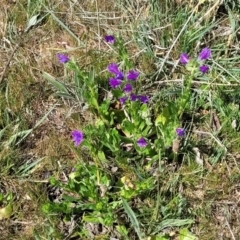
left=141, top=236, right=169, bottom=240
left=16, top=157, right=45, bottom=176
left=155, top=107, right=170, bottom=126
left=97, top=151, right=106, bottom=162
left=42, top=4, right=84, bottom=46
left=112, top=88, right=124, bottom=98
left=179, top=228, right=197, bottom=240
left=0, top=203, right=13, bottom=220
left=25, top=15, right=39, bottom=31
left=43, top=72, right=70, bottom=94
left=152, top=219, right=194, bottom=235
left=122, top=198, right=143, bottom=239
left=156, top=236, right=169, bottom=240
left=83, top=215, right=103, bottom=224
left=42, top=202, right=71, bottom=214
left=25, top=13, right=49, bottom=33
left=116, top=225, right=129, bottom=237
left=121, top=119, right=134, bottom=137
left=54, top=92, right=75, bottom=100
left=88, top=68, right=95, bottom=84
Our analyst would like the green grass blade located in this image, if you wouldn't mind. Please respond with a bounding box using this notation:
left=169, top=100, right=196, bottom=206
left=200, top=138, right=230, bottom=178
left=42, top=4, right=84, bottom=47
left=5, top=129, right=32, bottom=147
left=152, top=219, right=194, bottom=235
left=33, top=103, right=57, bottom=129
left=122, top=198, right=143, bottom=239
left=16, top=157, right=45, bottom=177
left=43, top=72, right=70, bottom=94
left=0, top=126, right=8, bottom=140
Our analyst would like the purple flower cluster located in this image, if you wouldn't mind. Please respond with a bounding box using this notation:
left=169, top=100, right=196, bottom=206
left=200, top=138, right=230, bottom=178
left=107, top=63, right=148, bottom=104
left=71, top=35, right=149, bottom=149
left=108, top=63, right=125, bottom=86
left=180, top=47, right=211, bottom=74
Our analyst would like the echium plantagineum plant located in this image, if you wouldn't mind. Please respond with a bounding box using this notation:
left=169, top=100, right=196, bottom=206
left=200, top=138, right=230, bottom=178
left=54, top=36, right=193, bottom=164
left=177, top=47, right=211, bottom=116
left=154, top=47, right=211, bottom=151
left=46, top=42, right=212, bottom=173
left=180, top=47, right=211, bottom=75
left=44, top=35, right=201, bottom=235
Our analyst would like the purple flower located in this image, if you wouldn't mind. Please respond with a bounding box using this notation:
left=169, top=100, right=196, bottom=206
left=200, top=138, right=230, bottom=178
left=107, top=63, right=124, bottom=79
left=108, top=63, right=120, bottom=75
left=109, top=78, right=121, bottom=88
left=71, top=130, right=84, bottom=146
left=104, top=35, right=115, bottom=44
left=57, top=53, right=70, bottom=64
left=116, top=71, right=124, bottom=80
left=127, top=70, right=140, bottom=81
left=199, top=47, right=211, bottom=60
left=137, top=137, right=147, bottom=147
left=180, top=53, right=190, bottom=65
left=176, top=128, right=185, bottom=137
left=123, top=83, right=132, bottom=93
left=199, top=65, right=209, bottom=74
left=130, top=93, right=138, bottom=101
left=130, top=94, right=149, bottom=103
left=137, top=95, right=149, bottom=104
left=119, top=96, right=128, bottom=105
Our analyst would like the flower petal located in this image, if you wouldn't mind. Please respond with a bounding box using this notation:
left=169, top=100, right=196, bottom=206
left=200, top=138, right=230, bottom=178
left=104, top=35, right=115, bottom=44
left=180, top=53, right=190, bottom=65
left=130, top=93, right=138, bottom=101
left=199, top=47, right=211, bottom=60
left=199, top=65, right=209, bottom=74
left=176, top=128, right=185, bottom=137
left=116, top=71, right=124, bottom=80
left=137, top=137, right=147, bottom=147
left=127, top=70, right=139, bottom=81
left=123, top=83, right=132, bottom=93
left=107, top=63, right=120, bottom=74
left=71, top=130, right=84, bottom=146
left=57, top=53, right=70, bottom=64
left=137, top=95, right=149, bottom=103
left=109, top=78, right=121, bottom=88
left=119, top=96, right=128, bottom=105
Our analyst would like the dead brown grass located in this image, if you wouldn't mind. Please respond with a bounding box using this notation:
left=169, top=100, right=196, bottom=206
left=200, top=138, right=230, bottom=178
left=1, top=0, right=240, bottom=239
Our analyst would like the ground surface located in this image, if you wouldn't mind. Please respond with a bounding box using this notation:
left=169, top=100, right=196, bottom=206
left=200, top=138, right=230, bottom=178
left=1, top=0, right=240, bottom=239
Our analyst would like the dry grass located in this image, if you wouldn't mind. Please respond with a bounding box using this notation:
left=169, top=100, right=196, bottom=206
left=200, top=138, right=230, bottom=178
left=1, top=0, right=240, bottom=239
